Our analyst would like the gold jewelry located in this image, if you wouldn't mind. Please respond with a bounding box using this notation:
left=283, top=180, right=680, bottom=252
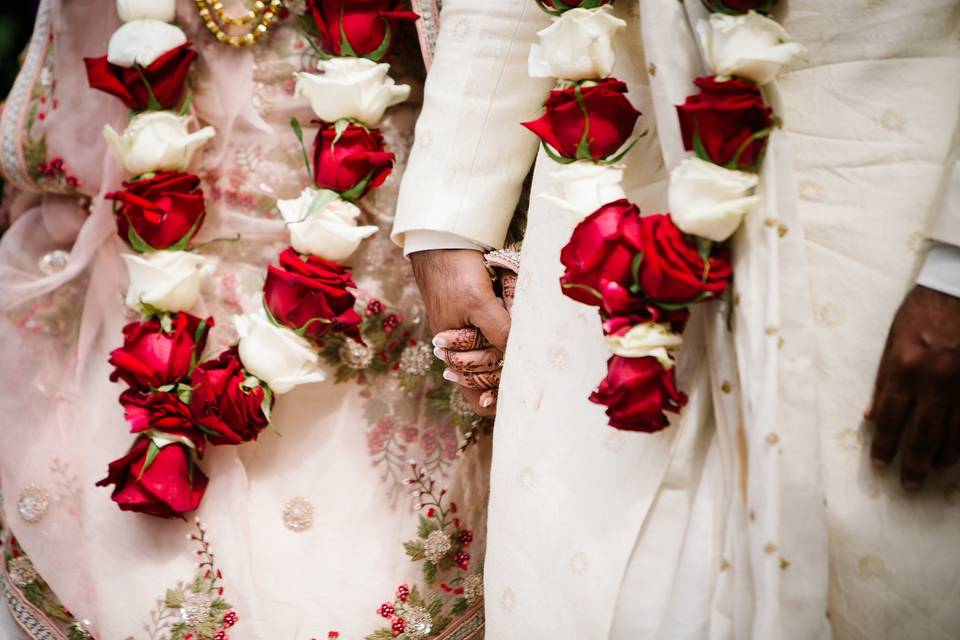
left=194, top=0, right=283, bottom=47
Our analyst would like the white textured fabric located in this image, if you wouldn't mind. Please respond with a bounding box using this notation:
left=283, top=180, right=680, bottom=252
left=394, top=0, right=960, bottom=638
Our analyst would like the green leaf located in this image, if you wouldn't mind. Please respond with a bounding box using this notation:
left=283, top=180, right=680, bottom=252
left=417, top=514, right=438, bottom=539
left=365, top=19, right=393, bottom=63
left=692, top=130, right=711, bottom=163
left=178, top=88, right=194, bottom=117
left=160, top=313, right=174, bottom=333
left=560, top=282, right=602, bottom=300
left=695, top=237, right=714, bottom=264
left=125, top=216, right=155, bottom=253
left=450, top=597, right=469, bottom=615
left=261, top=384, right=273, bottom=422
left=337, top=8, right=359, bottom=57
left=426, top=594, right=443, bottom=617
left=403, top=540, right=426, bottom=561
left=539, top=140, right=577, bottom=165
left=332, top=118, right=350, bottom=145
left=165, top=211, right=205, bottom=251
left=134, top=66, right=162, bottom=111
left=165, top=588, right=184, bottom=608
left=138, top=440, right=161, bottom=480
left=422, top=559, right=437, bottom=585
left=289, top=116, right=314, bottom=181
left=631, top=252, right=645, bottom=289
left=338, top=167, right=379, bottom=202
left=177, top=383, right=193, bottom=405
left=364, top=629, right=395, bottom=640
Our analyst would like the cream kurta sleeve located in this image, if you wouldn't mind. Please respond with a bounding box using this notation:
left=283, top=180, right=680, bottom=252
left=391, top=0, right=553, bottom=249
left=926, top=112, right=960, bottom=247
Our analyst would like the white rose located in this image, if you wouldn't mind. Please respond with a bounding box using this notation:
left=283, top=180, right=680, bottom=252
left=697, top=11, right=806, bottom=85
left=542, top=161, right=626, bottom=216
left=294, top=58, right=410, bottom=126
left=668, top=157, right=759, bottom=242
left=234, top=310, right=327, bottom=394
left=107, top=20, right=186, bottom=67
left=277, top=188, right=378, bottom=261
left=103, top=111, right=216, bottom=176
left=123, top=250, right=214, bottom=312
left=116, top=0, right=176, bottom=23
left=605, top=323, right=683, bottom=370
left=529, top=6, right=626, bottom=81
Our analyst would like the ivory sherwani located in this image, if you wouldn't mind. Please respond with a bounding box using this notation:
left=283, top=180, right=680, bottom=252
left=394, top=1, right=960, bottom=639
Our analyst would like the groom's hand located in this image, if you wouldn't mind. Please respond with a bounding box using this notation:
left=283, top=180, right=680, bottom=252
left=410, top=249, right=511, bottom=416
left=868, top=285, right=960, bottom=490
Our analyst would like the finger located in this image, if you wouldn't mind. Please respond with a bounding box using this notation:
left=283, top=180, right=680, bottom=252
left=900, top=397, right=948, bottom=490
left=501, top=272, right=518, bottom=315
left=443, top=368, right=501, bottom=390
left=870, top=384, right=912, bottom=468
left=935, top=407, right=960, bottom=468
left=445, top=347, right=503, bottom=373
left=468, top=297, right=511, bottom=353
left=479, top=388, right=499, bottom=410
left=433, top=328, right=490, bottom=352
left=462, top=388, right=496, bottom=417
left=866, top=329, right=896, bottom=420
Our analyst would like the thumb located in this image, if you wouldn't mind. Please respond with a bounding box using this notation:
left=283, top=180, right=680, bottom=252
left=469, top=295, right=511, bottom=353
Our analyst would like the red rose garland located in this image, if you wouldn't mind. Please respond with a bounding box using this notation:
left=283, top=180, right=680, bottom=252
left=526, top=0, right=802, bottom=431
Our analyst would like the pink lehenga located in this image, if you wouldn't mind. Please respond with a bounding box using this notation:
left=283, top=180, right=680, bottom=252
left=0, top=1, right=487, bottom=639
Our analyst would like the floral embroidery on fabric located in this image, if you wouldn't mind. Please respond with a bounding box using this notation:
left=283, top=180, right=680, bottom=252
left=161, top=521, right=238, bottom=640
left=362, top=463, right=483, bottom=639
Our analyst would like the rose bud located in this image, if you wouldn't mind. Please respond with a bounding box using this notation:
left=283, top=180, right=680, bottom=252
left=107, top=171, right=206, bottom=251
left=523, top=78, right=640, bottom=162
left=109, top=312, right=213, bottom=391
left=590, top=355, right=687, bottom=432
left=536, top=0, right=613, bottom=15
left=84, top=42, right=197, bottom=111
left=636, top=213, right=733, bottom=304
left=263, top=247, right=362, bottom=342
left=120, top=390, right=206, bottom=454
left=96, top=436, right=207, bottom=518
left=190, top=347, right=272, bottom=445
left=701, top=0, right=779, bottom=15
left=312, top=122, right=394, bottom=200
left=677, top=76, right=772, bottom=171
left=306, top=0, right=419, bottom=61
left=559, top=199, right=643, bottom=307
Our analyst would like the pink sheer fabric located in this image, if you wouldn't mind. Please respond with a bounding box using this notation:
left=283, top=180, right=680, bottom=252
left=1, top=2, right=488, bottom=638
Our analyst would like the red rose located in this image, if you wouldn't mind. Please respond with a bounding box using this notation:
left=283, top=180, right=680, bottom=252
left=523, top=79, right=640, bottom=161
left=636, top=214, right=733, bottom=304
left=312, top=122, right=394, bottom=200
left=590, top=356, right=687, bottom=432
left=307, top=0, right=418, bottom=60
left=84, top=43, right=197, bottom=111
left=263, top=247, right=362, bottom=341
left=120, top=390, right=206, bottom=453
left=560, top=199, right=642, bottom=307
left=677, top=76, right=772, bottom=171
left=109, top=313, right=213, bottom=391
left=96, top=436, right=207, bottom=518
left=190, top=347, right=272, bottom=445
left=601, top=302, right=690, bottom=337
left=536, top=0, right=612, bottom=14
left=701, top=0, right=778, bottom=14
left=107, top=172, right=206, bottom=251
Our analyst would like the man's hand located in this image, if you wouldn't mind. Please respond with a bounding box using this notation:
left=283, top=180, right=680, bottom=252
left=411, top=249, right=511, bottom=416
left=867, top=285, right=960, bottom=490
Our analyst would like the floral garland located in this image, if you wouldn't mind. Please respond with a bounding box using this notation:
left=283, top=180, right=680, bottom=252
left=87, top=1, right=423, bottom=518
left=524, top=0, right=803, bottom=431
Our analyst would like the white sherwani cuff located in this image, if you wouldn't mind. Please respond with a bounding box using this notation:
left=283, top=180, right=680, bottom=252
left=403, top=230, right=491, bottom=257
left=917, top=243, right=960, bottom=299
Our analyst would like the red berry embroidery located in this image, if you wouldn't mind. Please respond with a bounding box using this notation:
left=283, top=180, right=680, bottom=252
left=222, top=611, right=238, bottom=628
left=377, top=603, right=395, bottom=618
left=396, top=583, right=410, bottom=601
left=391, top=617, right=406, bottom=636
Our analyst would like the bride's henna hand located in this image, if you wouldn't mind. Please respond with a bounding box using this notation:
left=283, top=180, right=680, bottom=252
left=443, top=368, right=502, bottom=390
left=442, top=347, right=503, bottom=373
left=433, top=327, right=491, bottom=351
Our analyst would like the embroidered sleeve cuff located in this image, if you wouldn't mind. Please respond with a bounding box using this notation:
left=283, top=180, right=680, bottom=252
left=916, top=242, right=960, bottom=299
left=403, top=230, right=491, bottom=257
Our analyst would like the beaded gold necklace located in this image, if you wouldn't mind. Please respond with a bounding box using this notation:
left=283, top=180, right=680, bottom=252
left=193, top=0, right=283, bottom=47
